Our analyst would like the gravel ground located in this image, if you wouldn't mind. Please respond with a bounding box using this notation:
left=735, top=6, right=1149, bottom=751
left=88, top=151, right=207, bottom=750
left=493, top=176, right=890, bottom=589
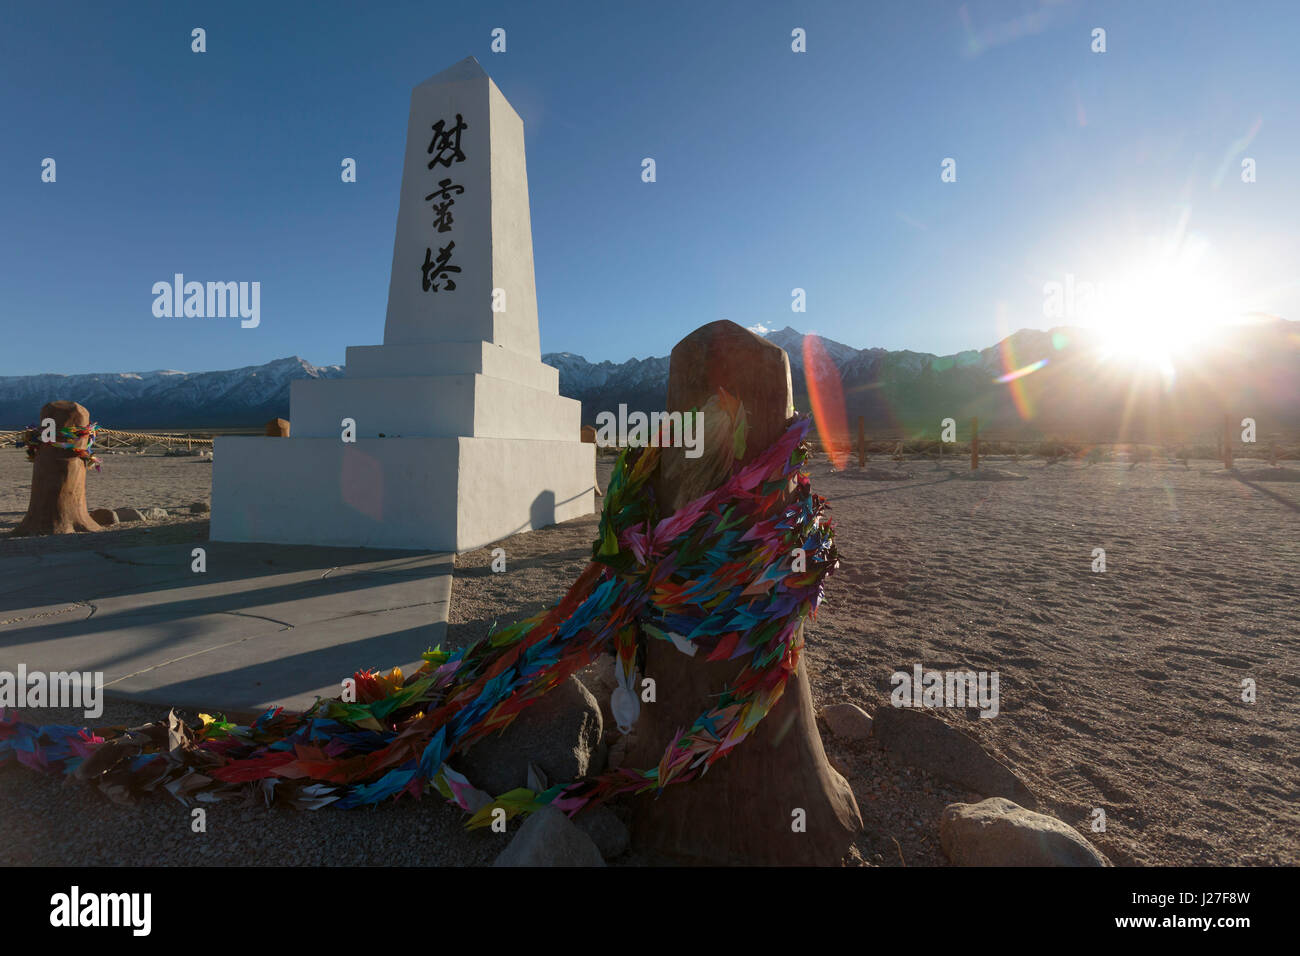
left=0, top=701, right=503, bottom=867
left=3, top=453, right=1295, bottom=866
left=449, top=460, right=966, bottom=867
left=0, top=448, right=213, bottom=555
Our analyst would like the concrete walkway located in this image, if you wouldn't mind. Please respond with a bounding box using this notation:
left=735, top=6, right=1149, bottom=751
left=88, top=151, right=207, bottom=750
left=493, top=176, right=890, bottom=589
left=0, top=542, right=452, bottom=715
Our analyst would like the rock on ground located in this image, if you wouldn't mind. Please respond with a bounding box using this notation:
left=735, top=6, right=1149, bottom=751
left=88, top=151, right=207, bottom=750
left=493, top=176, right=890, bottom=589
left=114, top=507, right=145, bottom=522
left=873, top=707, right=1036, bottom=807
left=454, top=675, right=604, bottom=796
left=90, top=508, right=118, bottom=526
left=573, top=805, right=630, bottom=860
left=821, top=702, right=873, bottom=740
left=141, top=506, right=169, bottom=520
left=493, top=806, right=606, bottom=867
left=940, top=797, right=1110, bottom=866
left=188, top=500, right=210, bottom=514
left=576, top=657, right=620, bottom=737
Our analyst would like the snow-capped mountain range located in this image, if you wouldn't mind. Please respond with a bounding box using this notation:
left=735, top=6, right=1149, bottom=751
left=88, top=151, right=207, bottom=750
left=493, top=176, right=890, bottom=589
left=2, top=321, right=1296, bottom=440
left=0, top=356, right=344, bottom=429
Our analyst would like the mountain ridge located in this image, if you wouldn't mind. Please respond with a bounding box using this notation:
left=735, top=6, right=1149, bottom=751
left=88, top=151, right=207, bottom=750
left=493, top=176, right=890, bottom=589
left=2, top=321, right=1297, bottom=441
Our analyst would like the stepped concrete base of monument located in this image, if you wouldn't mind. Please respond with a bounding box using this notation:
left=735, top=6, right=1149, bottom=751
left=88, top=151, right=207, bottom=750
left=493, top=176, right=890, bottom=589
left=345, top=342, right=559, bottom=392
left=211, top=436, right=595, bottom=552
left=289, top=373, right=580, bottom=441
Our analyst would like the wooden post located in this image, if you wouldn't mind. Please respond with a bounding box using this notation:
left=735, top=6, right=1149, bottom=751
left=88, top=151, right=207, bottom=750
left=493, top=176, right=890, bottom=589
left=12, top=401, right=103, bottom=537
left=580, top=424, right=602, bottom=497
left=1223, top=415, right=1233, bottom=471
left=971, top=416, right=980, bottom=470
left=857, top=416, right=865, bottom=468
left=1269, top=438, right=1278, bottom=468
left=624, top=320, right=862, bottom=865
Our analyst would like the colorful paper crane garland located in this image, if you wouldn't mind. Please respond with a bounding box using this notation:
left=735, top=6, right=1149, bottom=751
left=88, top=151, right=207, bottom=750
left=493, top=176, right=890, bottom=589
left=20, top=422, right=101, bottom=471
left=1, top=399, right=836, bottom=827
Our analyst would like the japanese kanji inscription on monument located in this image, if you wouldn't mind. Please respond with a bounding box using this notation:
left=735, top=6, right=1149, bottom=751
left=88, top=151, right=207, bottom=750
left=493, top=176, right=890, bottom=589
left=420, top=113, right=468, bottom=292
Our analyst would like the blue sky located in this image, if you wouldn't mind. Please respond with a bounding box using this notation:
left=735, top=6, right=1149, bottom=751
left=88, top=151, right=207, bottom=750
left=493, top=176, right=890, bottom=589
left=2, top=0, right=1297, bottom=376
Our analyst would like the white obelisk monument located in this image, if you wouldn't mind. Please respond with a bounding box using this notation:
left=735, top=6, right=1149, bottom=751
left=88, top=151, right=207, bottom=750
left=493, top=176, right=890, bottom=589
left=211, top=57, right=595, bottom=551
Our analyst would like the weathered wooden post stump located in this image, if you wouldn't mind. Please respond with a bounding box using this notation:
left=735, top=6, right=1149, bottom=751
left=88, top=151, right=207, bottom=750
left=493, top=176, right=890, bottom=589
left=12, top=401, right=102, bottom=537
left=265, top=417, right=291, bottom=437
left=581, top=424, right=603, bottom=496
left=624, top=320, right=862, bottom=865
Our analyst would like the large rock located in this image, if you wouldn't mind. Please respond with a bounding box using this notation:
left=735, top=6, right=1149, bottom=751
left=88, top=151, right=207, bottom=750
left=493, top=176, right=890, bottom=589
left=264, top=418, right=290, bottom=437
left=573, top=805, right=630, bottom=860
left=576, top=657, right=619, bottom=738
left=873, top=707, right=1036, bottom=807
left=492, top=806, right=606, bottom=867
left=188, top=501, right=210, bottom=514
left=455, top=675, right=603, bottom=796
left=142, top=507, right=169, bottom=520
left=90, top=508, right=119, bottom=527
left=940, top=798, right=1110, bottom=866
left=114, top=507, right=146, bottom=523
left=821, top=702, right=873, bottom=740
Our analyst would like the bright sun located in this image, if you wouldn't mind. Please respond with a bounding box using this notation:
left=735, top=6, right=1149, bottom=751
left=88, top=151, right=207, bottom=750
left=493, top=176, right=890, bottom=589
left=1086, top=239, right=1238, bottom=375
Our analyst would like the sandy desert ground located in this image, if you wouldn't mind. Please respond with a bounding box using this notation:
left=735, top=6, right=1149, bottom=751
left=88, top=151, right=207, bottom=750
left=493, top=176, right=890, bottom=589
left=0, top=450, right=213, bottom=550
left=1, top=448, right=1297, bottom=866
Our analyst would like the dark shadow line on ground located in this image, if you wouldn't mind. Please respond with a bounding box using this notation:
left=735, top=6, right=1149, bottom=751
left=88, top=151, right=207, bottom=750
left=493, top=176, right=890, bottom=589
left=0, top=562, right=451, bottom=671
left=828, top=475, right=957, bottom=501
left=1232, top=473, right=1300, bottom=514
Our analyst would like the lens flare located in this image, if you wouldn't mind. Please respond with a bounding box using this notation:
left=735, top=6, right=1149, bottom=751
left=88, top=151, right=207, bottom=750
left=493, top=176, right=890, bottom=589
left=802, top=334, right=850, bottom=469
left=996, top=333, right=1045, bottom=420
left=994, top=358, right=1047, bottom=384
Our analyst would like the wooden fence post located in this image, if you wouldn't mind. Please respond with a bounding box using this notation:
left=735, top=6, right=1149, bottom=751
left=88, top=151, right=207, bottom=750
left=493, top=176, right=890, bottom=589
left=625, top=320, right=862, bottom=865
left=971, top=416, right=980, bottom=470
left=857, top=416, right=865, bottom=468
left=12, top=401, right=102, bottom=537
left=581, top=424, right=602, bottom=497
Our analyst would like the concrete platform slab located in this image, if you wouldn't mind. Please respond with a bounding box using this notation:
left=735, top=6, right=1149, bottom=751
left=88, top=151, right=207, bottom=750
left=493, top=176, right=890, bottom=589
left=0, top=542, right=452, bottom=715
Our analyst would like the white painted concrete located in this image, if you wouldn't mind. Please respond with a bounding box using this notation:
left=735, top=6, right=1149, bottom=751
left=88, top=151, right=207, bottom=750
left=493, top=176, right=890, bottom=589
left=212, top=436, right=593, bottom=552
left=288, top=374, right=580, bottom=441
left=211, top=56, right=593, bottom=553
left=345, top=342, right=559, bottom=392
left=381, top=57, right=540, bottom=359
left=1, top=545, right=453, bottom=714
